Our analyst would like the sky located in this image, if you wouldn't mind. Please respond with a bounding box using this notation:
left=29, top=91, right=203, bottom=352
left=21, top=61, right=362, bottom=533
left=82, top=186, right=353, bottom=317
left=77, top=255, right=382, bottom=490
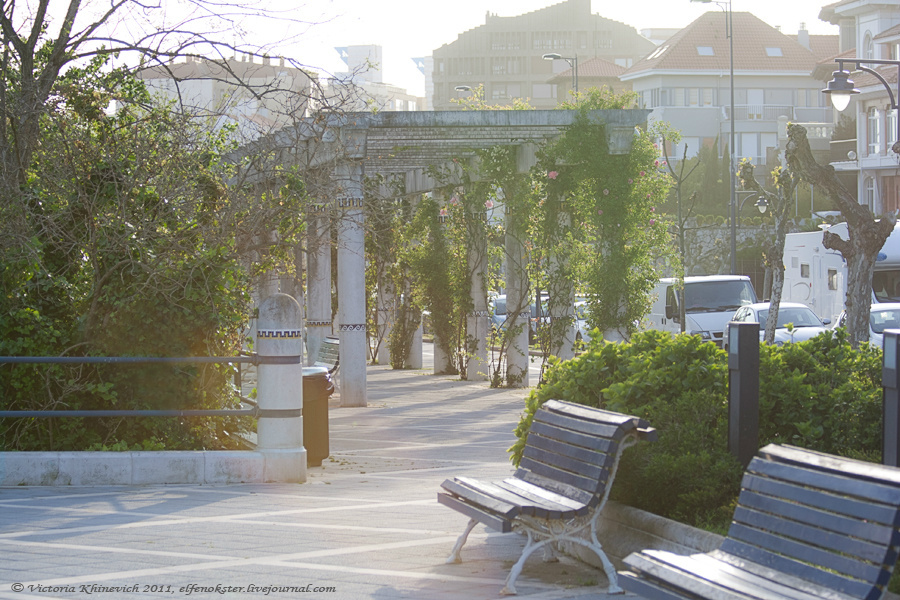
left=279, top=0, right=839, bottom=97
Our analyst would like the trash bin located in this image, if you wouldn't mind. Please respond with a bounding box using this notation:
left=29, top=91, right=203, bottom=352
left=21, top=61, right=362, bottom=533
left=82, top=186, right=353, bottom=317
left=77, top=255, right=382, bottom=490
left=302, top=366, right=334, bottom=467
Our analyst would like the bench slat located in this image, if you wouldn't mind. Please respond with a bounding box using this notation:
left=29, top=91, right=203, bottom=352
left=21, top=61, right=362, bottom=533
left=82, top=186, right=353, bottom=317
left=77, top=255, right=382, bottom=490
left=450, top=476, right=576, bottom=519
left=513, top=469, right=597, bottom=506
left=440, top=478, right=519, bottom=519
left=747, top=456, right=900, bottom=513
left=624, top=550, right=857, bottom=600
left=529, top=420, right=618, bottom=455
left=518, top=456, right=605, bottom=494
left=543, top=399, right=646, bottom=429
left=741, top=472, right=900, bottom=527
left=495, top=478, right=589, bottom=513
left=718, top=539, right=889, bottom=600
left=437, top=493, right=512, bottom=533
left=724, top=522, right=887, bottom=587
left=737, top=487, right=898, bottom=547
left=522, top=443, right=608, bottom=482
left=535, top=409, right=626, bottom=442
left=758, top=444, right=900, bottom=488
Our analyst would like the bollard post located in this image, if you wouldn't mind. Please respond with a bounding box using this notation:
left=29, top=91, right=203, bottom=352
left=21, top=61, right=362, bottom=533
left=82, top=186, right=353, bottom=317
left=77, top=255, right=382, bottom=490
left=882, top=330, right=900, bottom=466
left=727, top=321, right=759, bottom=468
left=256, top=293, right=306, bottom=482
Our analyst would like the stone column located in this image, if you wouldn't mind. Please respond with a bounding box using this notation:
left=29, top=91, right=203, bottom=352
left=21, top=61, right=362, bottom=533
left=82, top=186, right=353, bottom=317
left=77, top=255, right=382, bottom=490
left=336, top=160, right=367, bottom=407
left=465, top=199, right=490, bottom=381
left=548, top=207, right=576, bottom=361
left=375, top=282, right=395, bottom=365
left=433, top=192, right=454, bottom=375
left=256, top=293, right=306, bottom=483
left=306, top=205, right=332, bottom=364
left=505, top=209, right=530, bottom=387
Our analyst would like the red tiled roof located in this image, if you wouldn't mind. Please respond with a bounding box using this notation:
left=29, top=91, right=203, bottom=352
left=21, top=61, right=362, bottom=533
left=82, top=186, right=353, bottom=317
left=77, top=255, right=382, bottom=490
left=805, top=34, right=840, bottom=62
left=622, top=11, right=819, bottom=78
left=875, top=24, right=900, bottom=41
left=548, top=56, right=626, bottom=83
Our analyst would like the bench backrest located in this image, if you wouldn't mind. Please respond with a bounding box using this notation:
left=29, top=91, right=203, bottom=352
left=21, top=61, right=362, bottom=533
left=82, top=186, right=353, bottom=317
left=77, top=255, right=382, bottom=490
left=721, top=443, right=900, bottom=600
left=515, top=399, right=657, bottom=507
left=313, top=336, right=340, bottom=374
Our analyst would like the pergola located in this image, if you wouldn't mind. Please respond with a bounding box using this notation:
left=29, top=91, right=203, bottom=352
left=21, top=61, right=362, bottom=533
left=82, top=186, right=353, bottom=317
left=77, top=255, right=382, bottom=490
left=242, top=108, right=651, bottom=407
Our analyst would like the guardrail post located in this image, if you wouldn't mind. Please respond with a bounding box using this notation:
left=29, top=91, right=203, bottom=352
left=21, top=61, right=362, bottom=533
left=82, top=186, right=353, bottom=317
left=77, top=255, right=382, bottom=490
left=256, top=293, right=306, bottom=482
left=882, top=330, right=900, bottom=466
left=727, top=321, right=759, bottom=468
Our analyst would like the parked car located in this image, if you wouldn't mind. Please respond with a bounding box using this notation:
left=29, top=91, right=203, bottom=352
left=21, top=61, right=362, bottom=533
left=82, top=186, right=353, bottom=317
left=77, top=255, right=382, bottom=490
left=726, top=302, right=830, bottom=350
left=489, top=294, right=543, bottom=338
left=574, top=299, right=591, bottom=343
left=834, top=302, right=900, bottom=348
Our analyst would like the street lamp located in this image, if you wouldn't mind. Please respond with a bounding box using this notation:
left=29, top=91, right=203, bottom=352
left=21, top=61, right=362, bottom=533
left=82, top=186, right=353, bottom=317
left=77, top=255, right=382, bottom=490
left=738, top=194, right=768, bottom=217
left=823, top=59, right=900, bottom=152
left=691, top=0, right=736, bottom=274
left=542, top=53, right=578, bottom=95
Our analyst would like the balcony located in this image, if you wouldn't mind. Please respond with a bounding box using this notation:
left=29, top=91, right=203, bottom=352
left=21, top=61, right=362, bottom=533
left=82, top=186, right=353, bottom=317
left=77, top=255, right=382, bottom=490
left=723, top=105, right=832, bottom=123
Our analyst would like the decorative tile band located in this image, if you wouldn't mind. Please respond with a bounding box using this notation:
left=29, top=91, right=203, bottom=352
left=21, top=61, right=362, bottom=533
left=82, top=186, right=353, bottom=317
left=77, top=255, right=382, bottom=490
left=337, top=196, right=364, bottom=209
left=470, top=310, right=491, bottom=318
left=338, top=324, right=367, bottom=332
left=257, top=330, right=303, bottom=338
left=307, top=320, right=332, bottom=327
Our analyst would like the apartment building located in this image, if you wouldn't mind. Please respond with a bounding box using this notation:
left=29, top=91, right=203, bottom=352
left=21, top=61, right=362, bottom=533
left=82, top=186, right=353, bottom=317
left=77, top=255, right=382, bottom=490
left=820, top=0, right=900, bottom=215
left=620, top=11, right=838, bottom=169
left=430, top=0, right=655, bottom=110
left=330, top=45, right=425, bottom=112
left=137, top=55, right=317, bottom=142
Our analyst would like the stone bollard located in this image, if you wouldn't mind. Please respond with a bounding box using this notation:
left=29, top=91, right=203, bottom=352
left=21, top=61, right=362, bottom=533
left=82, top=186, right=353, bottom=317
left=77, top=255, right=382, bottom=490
left=256, top=293, right=307, bottom=483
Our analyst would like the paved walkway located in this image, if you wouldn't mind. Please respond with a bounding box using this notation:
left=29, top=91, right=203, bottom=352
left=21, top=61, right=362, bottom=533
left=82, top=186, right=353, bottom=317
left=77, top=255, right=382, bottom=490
left=0, top=363, right=634, bottom=600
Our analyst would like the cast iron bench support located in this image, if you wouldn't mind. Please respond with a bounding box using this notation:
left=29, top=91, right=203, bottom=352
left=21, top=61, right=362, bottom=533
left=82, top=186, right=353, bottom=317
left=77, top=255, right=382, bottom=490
left=619, top=443, right=900, bottom=600
left=438, top=399, right=657, bottom=595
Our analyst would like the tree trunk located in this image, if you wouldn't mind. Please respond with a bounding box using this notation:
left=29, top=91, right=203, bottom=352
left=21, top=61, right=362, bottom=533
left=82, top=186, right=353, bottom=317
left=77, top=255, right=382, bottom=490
left=784, top=123, right=895, bottom=347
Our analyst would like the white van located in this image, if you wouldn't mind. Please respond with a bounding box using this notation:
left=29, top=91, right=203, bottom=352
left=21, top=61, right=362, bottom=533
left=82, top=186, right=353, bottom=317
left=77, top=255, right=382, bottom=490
left=642, top=275, right=758, bottom=347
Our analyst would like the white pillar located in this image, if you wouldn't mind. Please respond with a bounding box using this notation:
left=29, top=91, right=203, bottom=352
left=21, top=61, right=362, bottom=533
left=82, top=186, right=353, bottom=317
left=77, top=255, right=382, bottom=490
left=466, top=203, right=489, bottom=381
left=549, top=209, right=575, bottom=360
left=407, top=321, right=423, bottom=369
left=505, top=217, right=530, bottom=388
left=376, top=283, right=395, bottom=365
left=306, top=206, right=332, bottom=364
left=433, top=194, right=454, bottom=375
left=256, top=293, right=306, bottom=483
left=336, top=161, right=367, bottom=407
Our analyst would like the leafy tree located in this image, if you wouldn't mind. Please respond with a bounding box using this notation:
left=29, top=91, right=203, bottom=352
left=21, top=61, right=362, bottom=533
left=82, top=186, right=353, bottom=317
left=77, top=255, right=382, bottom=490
left=0, top=58, right=305, bottom=450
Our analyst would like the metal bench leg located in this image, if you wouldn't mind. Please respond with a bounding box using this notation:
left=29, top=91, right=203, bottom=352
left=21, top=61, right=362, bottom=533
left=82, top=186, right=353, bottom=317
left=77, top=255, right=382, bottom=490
left=542, top=542, right=559, bottom=563
left=501, top=531, right=546, bottom=596
left=446, top=518, right=477, bottom=564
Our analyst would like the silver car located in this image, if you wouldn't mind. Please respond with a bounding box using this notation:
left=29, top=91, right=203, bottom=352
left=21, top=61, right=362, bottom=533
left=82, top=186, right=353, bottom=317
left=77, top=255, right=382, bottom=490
left=727, top=302, right=830, bottom=349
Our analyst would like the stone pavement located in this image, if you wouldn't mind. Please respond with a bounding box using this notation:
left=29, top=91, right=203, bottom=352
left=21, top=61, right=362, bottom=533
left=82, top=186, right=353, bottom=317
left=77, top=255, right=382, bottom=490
left=0, top=363, right=636, bottom=600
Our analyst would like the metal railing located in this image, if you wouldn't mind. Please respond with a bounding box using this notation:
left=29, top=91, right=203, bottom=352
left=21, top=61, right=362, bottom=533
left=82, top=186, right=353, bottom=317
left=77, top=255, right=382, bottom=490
left=0, top=353, right=302, bottom=419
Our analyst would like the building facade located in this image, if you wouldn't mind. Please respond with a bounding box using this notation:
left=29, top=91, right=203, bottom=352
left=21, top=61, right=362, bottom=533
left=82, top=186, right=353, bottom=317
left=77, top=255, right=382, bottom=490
left=620, top=12, right=837, bottom=170
left=138, top=56, right=317, bottom=142
left=820, top=0, right=900, bottom=216
left=429, top=0, right=655, bottom=110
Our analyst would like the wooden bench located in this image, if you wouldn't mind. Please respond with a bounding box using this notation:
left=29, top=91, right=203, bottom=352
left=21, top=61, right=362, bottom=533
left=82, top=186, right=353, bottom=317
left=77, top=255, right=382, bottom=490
left=619, top=443, right=900, bottom=600
left=312, top=336, right=339, bottom=376
left=438, top=399, right=657, bottom=595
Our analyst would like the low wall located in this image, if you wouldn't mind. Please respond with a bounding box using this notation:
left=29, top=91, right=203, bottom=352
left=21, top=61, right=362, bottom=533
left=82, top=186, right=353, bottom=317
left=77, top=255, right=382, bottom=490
left=0, top=450, right=306, bottom=486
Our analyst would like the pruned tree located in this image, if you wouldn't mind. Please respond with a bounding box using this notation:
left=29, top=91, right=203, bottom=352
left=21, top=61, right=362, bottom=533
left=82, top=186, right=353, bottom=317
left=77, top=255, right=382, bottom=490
left=737, top=159, right=797, bottom=344
left=784, top=122, right=896, bottom=347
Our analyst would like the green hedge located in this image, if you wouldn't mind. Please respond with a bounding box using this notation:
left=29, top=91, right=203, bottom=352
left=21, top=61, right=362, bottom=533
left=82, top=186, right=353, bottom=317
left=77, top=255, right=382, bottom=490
left=510, top=328, right=882, bottom=532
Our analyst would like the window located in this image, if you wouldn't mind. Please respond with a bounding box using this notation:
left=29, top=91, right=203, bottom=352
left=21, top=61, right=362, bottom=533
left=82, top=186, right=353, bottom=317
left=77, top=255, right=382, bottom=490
left=697, top=46, right=714, bottom=56
left=888, top=108, right=898, bottom=146
left=689, top=88, right=699, bottom=106
left=865, top=32, right=874, bottom=59
left=869, top=106, right=881, bottom=155
left=702, top=88, right=713, bottom=106
left=800, top=263, right=810, bottom=279
left=828, top=269, right=838, bottom=291
left=865, top=176, right=876, bottom=212
left=765, top=47, right=783, bottom=57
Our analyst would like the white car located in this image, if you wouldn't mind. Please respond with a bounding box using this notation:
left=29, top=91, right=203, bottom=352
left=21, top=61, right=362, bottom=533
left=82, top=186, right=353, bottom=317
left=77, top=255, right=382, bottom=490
left=727, top=302, right=830, bottom=349
left=834, top=303, right=900, bottom=348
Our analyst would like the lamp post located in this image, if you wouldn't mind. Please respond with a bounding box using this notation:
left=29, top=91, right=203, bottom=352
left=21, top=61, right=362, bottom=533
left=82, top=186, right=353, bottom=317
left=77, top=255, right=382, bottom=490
left=691, top=0, right=735, bottom=274
left=542, top=53, right=578, bottom=95
left=824, top=59, right=900, bottom=153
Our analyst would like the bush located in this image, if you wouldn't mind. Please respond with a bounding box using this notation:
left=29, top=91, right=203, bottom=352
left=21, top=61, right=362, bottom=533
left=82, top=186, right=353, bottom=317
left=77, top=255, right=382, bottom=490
left=511, top=328, right=883, bottom=531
